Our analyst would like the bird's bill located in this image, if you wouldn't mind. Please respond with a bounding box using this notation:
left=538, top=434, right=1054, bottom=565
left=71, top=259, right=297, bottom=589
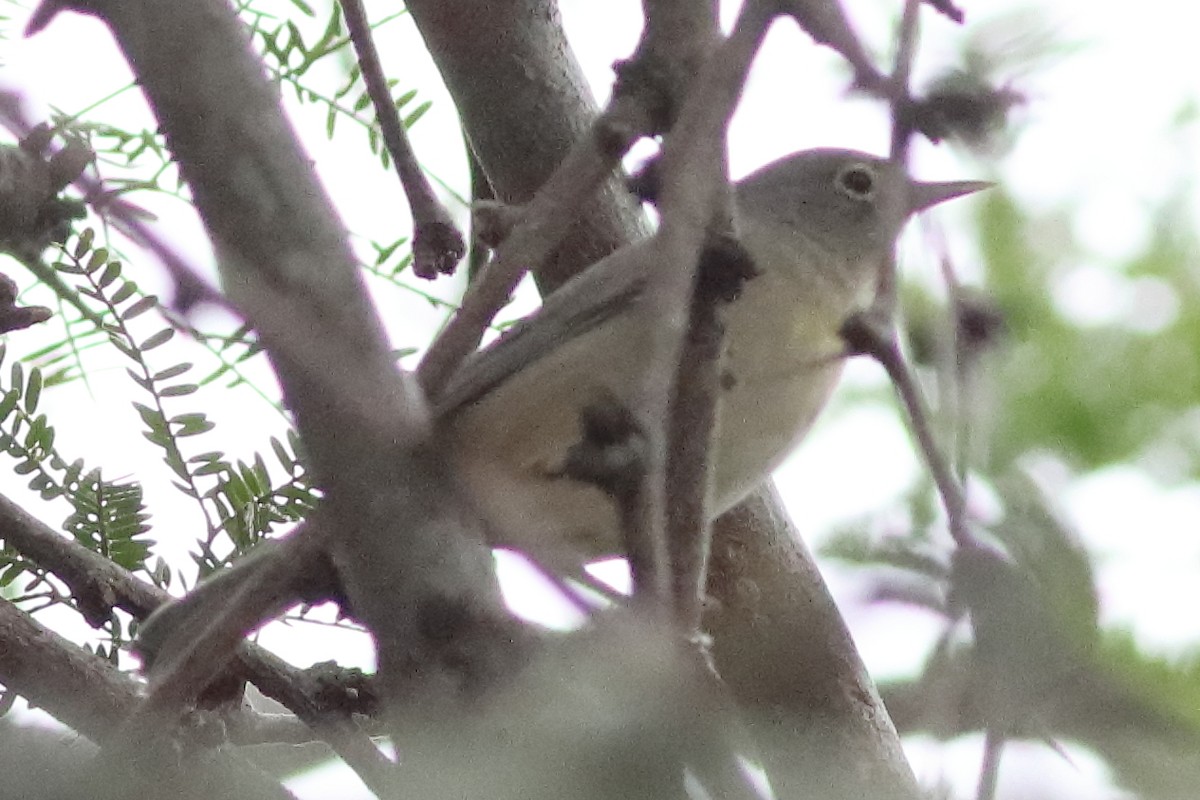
left=908, top=179, right=993, bottom=213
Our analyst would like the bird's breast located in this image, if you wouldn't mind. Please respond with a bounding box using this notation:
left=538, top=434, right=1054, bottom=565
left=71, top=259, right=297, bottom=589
left=710, top=242, right=861, bottom=510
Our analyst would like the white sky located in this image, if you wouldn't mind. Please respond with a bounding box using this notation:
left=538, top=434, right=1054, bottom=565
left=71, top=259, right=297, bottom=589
left=2, top=1, right=1198, bottom=798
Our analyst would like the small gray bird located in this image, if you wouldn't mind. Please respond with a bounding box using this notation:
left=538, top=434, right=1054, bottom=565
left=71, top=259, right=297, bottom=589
left=437, top=148, right=986, bottom=564
left=134, top=149, right=987, bottom=666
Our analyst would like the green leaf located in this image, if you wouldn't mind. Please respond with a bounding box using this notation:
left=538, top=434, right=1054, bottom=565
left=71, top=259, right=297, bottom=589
left=0, top=561, right=28, bottom=587
left=125, top=368, right=151, bottom=391
left=172, top=414, right=215, bottom=436
left=36, top=482, right=63, bottom=500
left=97, top=259, right=121, bottom=287
left=85, top=248, right=109, bottom=274
left=394, top=88, right=417, bottom=108
left=122, top=296, right=158, bottom=320
left=223, top=473, right=251, bottom=507
left=62, top=459, right=83, bottom=490
left=24, top=369, right=42, bottom=413
left=140, top=328, right=175, bottom=350
left=141, top=429, right=169, bottom=447
left=24, top=414, right=51, bottom=451
left=194, top=461, right=228, bottom=477
left=153, top=363, right=192, bottom=382
left=164, top=452, right=190, bottom=482
left=108, top=335, right=138, bottom=361
left=159, top=383, right=198, bottom=398
left=132, top=402, right=165, bottom=431
left=270, top=436, right=294, bottom=471
left=73, top=229, right=94, bottom=259
left=403, top=100, right=432, bottom=129
left=110, top=280, right=138, bottom=305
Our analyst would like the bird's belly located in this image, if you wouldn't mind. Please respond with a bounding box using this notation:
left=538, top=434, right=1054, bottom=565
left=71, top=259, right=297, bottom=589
left=442, top=321, right=641, bottom=562
left=710, top=358, right=843, bottom=512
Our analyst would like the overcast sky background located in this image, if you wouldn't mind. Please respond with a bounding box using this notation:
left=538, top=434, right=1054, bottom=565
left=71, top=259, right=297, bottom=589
left=3, top=0, right=1199, bottom=797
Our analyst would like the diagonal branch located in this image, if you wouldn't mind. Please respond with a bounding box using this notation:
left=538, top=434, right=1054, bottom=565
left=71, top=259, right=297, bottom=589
left=0, top=491, right=392, bottom=787
left=0, top=598, right=299, bottom=799
left=624, top=0, right=772, bottom=608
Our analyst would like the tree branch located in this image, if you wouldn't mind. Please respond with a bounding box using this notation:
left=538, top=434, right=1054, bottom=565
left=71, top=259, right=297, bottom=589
left=705, top=487, right=923, bottom=799
left=0, top=491, right=393, bottom=787
left=622, top=0, right=769, bottom=608
left=405, top=0, right=651, bottom=294
left=30, top=0, right=524, bottom=747
left=0, top=598, right=300, bottom=800
left=339, top=0, right=464, bottom=280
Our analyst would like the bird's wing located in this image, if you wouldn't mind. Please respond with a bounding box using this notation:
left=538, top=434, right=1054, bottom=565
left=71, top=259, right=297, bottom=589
left=432, top=240, right=652, bottom=418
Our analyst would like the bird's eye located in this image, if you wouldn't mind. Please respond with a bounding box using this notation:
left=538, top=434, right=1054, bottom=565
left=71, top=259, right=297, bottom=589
left=836, top=163, right=876, bottom=200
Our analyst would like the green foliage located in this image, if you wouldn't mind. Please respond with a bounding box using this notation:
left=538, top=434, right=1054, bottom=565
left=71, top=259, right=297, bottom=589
left=0, top=334, right=151, bottom=602
left=825, top=154, right=1200, bottom=794
left=44, top=230, right=321, bottom=574
left=239, top=0, right=422, bottom=169
left=55, top=231, right=217, bottom=514
left=973, top=188, right=1200, bottom=475
left=63, top=474, right=150, bottom=570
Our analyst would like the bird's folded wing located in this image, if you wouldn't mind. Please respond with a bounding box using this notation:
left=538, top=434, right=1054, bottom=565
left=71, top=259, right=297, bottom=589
left=432, top=241, right=652, bottom=418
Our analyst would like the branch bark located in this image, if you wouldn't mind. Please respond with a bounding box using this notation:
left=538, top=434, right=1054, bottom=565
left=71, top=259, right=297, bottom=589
left=0, top=598, right=300, bottom=800
left=0, top=491, right=391, bottom=784
left=705, top=488, right=920, bottom=799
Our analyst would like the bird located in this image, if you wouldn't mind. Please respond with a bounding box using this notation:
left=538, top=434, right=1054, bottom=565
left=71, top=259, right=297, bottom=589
left=133, top=149, right=986, bottom=668
left=434, top=148, right=987, bottom=565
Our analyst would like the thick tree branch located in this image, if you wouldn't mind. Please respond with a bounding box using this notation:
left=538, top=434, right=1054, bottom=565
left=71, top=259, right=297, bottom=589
left=0, top=492, right=392, bottom=786
left=0, top=598, right=299, bottom=800
left=0, top=597, right=146, bottom=745
left=704, top=488, right=922, bottom=799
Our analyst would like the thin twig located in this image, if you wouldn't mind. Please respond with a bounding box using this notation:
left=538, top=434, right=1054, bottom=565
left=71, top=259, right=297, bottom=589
left=631, top=0, right=773, bottom=610
left=666, top=237, right=753, bottom=629
left=839, top=312, right=977, bottom=550
left=777, top=0, right=887, bottom=92
left=889, top=0, right=923, bottom=162
left=339, top=0, right=464, bottom=279
left=976, top=726, right=1004, bottom=800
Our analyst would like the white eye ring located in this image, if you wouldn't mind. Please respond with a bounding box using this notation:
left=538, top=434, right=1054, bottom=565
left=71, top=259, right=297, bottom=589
left=836, top=163, right=876, bottom=200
